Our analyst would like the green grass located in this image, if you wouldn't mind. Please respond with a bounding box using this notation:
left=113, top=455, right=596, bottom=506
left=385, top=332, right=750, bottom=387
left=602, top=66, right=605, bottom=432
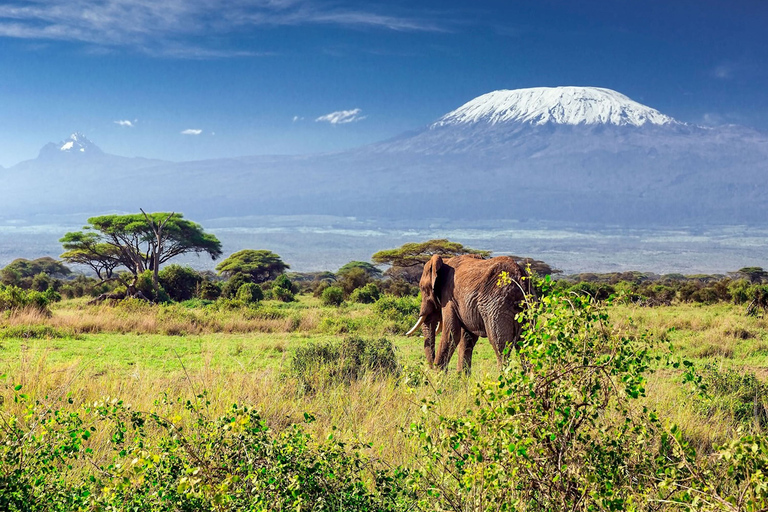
left=1, top=295, right=767, bottom=471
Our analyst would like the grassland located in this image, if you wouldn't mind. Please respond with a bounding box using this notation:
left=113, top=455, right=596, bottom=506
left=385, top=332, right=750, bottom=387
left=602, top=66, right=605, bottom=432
left=2, top=295, right=768, bottom=508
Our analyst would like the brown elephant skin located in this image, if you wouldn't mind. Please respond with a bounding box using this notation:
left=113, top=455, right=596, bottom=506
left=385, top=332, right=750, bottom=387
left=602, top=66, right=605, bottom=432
left=410, top=254, right=530, bottom=372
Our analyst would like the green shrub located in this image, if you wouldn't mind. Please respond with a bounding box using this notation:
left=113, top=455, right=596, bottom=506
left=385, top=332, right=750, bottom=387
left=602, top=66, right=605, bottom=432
left=407, top=276, right=691, bottom=510
left=197, top=280, right=221, bottom=300
left=133, top=270, right=171, bottom=303
left=373, top=295, right=419, bottom=326
left=0, top=284, right=54, bottom=313
left=289, top=337, right=400, bottom=391
left=220, top=272, right=251, bottom=299
left=271, top=286, right=295, bottom=303
left=312, top=280, right=331, bottom=298
left=236, top=282, right=264, bottom=304
left=568, top=281, right=615, bottom=300
left=337, top=267, right=370, bottom=295
left=700, top=364, right=768, bottom=427
left=159, top=264, right=203, bottom=302
left=747, top=284, right=768, bottom=316
left=729, top=279, right=752, bottom=304
left=0, top=325, right=76, bottom=340
left=273, top=274, right=297, bottom=293
left=30, top=272, right=53, bottom=292
left=321, top=286, right=345, bottom=307
left=0, top=390, right=411, bottom=511
left=349, top=282, right=381, bottom=304
left=179, top=298, right=215, bottom=308
left=383, top=279, right=416, bottom=297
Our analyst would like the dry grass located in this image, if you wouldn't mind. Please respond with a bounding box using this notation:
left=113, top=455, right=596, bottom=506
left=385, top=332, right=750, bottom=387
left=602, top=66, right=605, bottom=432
left=3, top=298, right=768, bottom=472
left=0, top=344, right=485, bottom=468
left=0, top=297, right=380, bottom=337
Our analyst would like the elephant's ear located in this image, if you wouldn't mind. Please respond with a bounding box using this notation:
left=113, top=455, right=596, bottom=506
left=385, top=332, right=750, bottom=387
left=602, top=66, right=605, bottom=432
left=430, top=255, right=444, bottom=306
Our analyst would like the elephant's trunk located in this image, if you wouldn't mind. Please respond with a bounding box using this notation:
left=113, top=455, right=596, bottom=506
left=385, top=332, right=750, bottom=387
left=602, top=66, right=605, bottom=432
left=406, top=315, right=425, bottom=336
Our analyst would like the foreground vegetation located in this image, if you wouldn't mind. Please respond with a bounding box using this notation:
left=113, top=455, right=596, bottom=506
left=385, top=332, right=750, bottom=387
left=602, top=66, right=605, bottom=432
left=3, top=284, right=768, bottom=510
left=4, top=224, right=768, bottom=509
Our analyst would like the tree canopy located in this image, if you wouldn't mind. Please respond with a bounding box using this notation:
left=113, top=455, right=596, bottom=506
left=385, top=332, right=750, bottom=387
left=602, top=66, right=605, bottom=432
left=1, top=257, right=71, bottom=281
left=336, top=261, right=382, bottom=279
left=216, top=250, right=289, bottom=283
left=60, top=212, right=221, bottom=286
left=732, top=267, right=768, bottom=283
left=372, top=239, right=491, bottom=268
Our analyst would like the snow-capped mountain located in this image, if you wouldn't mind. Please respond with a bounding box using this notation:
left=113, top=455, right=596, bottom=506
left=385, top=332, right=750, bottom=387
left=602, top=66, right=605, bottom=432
left=2, top=86, right=768, bottom=228
left=37, top=132, right=104, bottom=159
left=433, top=86, right=676, bottom=127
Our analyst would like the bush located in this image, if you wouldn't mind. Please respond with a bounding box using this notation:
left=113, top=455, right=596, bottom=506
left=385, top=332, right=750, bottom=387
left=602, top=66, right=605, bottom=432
left=407, top=276, right=692, bottom=510
left=236, top=282, right=264, bottom=304
left=159, top=264, right=203, bottom=302
left=221, top=272, right=251, bottom=299
left=568, top=281, right=615, bottom=300
left=382, top=279, right=417, bottom=297
left=197, top=280, right=221, bottom=300
left=338, top=267, right=370, bottom=295
left=0, top=284, right=55, bottom=313
left=729, top=279, right=752, bottom=304
left=267, top=274, right=296, bottom=302
left=313, top=280, right=331, bottom=298
left=700, top=365, right=768, bottom=427
left=30, top=272, right=53, bottom=292
left=0, top=391, right=411, bottom=511
left=349, top=282, right=381, bottom=304
left=289, top=337, right=400, bottom=391
left=374, top=295, right=419, bottom=321
left=270, top=286, right=295, bottom=303
left=321, top=286, right=345, bottom=307
left=132, top=270, right=170, bottom=303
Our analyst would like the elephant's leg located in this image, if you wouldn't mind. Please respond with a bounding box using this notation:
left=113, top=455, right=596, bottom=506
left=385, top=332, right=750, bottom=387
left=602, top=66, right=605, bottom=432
left=434, top=311, right=461, bottom=371
left=456, top=330, right=479, bottom=374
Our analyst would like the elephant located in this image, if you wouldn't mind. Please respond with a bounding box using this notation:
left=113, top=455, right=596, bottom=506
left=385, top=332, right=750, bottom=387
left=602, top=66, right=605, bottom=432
left=405, top=254, right=530, bottom=372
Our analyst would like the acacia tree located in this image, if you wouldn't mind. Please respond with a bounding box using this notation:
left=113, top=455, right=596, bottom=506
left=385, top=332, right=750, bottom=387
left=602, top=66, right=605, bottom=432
left=336, top=261, right=383, bottom=279
left=372, top=239, right=491, bottom=284
left=216, top=250, right=289, bottom=284
left=60, top=212, right=221, bottom=298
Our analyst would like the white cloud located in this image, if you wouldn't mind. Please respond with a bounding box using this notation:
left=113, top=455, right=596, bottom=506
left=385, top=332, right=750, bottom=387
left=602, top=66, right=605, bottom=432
left=315, top=108, right=365, bottom=125
left=114, top=119, right=134, bottom=127
left=292, top=115, right=304, bottom=122
left=181, top=128, right=202, bottom=135
left=0, top=1, right=443, bottom=58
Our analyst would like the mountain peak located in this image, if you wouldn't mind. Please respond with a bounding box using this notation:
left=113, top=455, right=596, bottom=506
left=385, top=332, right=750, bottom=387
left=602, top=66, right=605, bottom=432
left=59, top=132, right=99, bottom=153
left=432, top=86, right=678, bottom=128
left=38, top=132, right=103, bottom=159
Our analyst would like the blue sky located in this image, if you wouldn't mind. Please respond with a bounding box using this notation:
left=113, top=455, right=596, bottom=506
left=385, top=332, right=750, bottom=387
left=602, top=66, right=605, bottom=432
left=0, top=0, right=766, bottom=167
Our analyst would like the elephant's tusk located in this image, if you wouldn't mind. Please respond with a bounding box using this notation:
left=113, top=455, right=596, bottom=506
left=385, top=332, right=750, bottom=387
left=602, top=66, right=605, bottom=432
left=435, top=322, right=442, bottom=334
left=406, top=316, right=425, bottom=336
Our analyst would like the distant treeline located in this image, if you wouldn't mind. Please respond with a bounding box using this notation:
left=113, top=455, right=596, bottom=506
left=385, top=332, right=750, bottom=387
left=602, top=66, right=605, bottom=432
left=4, top=251, right=768, bottom=315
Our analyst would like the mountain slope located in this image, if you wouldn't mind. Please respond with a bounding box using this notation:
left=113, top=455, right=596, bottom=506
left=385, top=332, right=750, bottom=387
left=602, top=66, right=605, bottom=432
left=2, top=86, right=768, bottom=227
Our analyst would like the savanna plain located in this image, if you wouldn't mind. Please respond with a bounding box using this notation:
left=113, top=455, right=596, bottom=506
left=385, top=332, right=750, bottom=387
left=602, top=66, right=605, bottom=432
left=4, top=264, right=768, bottom=510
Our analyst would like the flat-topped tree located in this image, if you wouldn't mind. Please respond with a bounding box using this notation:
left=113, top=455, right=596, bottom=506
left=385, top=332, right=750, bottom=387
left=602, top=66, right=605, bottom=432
left=372, top=239, right=491, bottom=284
left=372, top=239, right=491, bottom=268
left=60, top=212, right=221, bottom=299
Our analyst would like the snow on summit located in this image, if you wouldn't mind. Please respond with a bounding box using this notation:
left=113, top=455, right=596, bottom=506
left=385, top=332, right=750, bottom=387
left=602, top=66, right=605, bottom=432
left=58, top=132, right=98, bottom=153
left=433, top=86, right=677, bottom=127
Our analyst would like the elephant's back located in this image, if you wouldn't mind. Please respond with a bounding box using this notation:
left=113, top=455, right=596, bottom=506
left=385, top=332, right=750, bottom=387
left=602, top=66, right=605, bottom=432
left=489, top=258, right=527, bottom=293
left=451, top=256, right=529, bottom=298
